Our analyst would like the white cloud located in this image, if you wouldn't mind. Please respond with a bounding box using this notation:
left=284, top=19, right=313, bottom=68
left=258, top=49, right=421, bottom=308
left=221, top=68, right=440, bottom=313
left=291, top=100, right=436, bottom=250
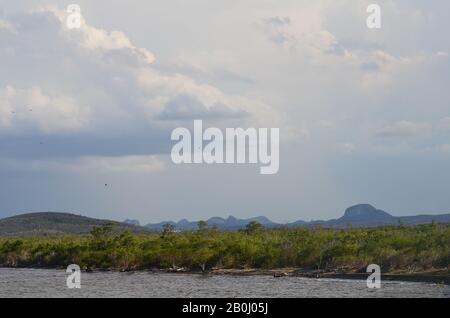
left=0, top=85, right=90, bottom=133
left=0, top=7, right=279, bottom=159
left=256, top=7, right=438, bottom=92
left=258, top=12, right=348, bottom=58
left=43, top=6, right=155, bottom=65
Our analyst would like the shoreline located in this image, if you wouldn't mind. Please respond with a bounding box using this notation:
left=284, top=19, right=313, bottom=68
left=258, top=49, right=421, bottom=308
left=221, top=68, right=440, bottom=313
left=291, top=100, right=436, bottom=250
left=209, top=268, right=450, bottom=284
left=2, top=266, right=449, bottom=285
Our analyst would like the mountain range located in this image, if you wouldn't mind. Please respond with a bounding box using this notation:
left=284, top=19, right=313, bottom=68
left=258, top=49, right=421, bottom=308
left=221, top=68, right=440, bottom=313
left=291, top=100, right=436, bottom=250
left=1, top=204, right=450, bottom=235
left=141, top=204, right=450, bottom=230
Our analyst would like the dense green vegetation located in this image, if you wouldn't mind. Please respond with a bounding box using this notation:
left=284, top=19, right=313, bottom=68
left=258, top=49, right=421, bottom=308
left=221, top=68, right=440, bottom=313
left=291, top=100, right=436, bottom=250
left=0, top=222, right=449, bottom=274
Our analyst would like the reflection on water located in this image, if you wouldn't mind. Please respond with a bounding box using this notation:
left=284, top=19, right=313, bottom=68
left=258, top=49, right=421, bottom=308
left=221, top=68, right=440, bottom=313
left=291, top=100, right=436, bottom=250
left=0, top=268, right=448, bottom=298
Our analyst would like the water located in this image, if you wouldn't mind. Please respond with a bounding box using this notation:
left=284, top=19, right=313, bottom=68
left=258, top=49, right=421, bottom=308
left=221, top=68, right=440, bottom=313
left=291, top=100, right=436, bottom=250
left=0, top=268, right=448, bottom=298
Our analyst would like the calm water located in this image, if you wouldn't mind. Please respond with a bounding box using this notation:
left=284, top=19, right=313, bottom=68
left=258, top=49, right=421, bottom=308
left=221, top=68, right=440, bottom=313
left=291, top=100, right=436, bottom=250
left=0, top=268, right=448, bottom=298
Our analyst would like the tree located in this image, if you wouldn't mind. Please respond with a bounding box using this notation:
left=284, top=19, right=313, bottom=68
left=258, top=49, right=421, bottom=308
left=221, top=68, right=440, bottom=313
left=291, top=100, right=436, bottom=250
left=90, top=223, right=114, bottom=239
left=197, top=220, right=208, bottom=232
left=192, top=247, right=215, bottom=272
left=244, top=221, right=264, bottom=234
left=161, top=223, right=175, bottom=238
left=90, top=223, right=114, bottom=249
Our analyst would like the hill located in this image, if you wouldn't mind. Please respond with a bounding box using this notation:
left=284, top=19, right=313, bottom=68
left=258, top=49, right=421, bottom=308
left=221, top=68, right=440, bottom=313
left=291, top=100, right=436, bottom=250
left=0, top=212, right=151, bottom=236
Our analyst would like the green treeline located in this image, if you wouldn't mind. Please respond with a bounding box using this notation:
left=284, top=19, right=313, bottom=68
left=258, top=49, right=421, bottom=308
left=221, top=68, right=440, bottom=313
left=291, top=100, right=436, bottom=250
left=0, top=222, right=449, bottom=273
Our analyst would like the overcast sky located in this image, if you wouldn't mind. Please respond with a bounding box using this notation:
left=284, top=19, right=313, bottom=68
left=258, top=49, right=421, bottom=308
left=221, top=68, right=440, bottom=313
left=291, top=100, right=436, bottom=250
left=1, top=1, right=450, bottom=223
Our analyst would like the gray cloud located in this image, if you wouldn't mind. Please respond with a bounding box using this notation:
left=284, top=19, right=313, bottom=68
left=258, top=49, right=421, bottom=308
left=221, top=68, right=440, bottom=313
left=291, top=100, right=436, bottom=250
left=260, top=16, right=294, bottom=47
left=360, top=62, right=380, bottom=72
left=325, top=42, right=346, bottom=56
left=376, top=121, right=431, bottom=139
left=157, top=94, right=249, bottom=121
left=0, top=8, right=258, bottom=163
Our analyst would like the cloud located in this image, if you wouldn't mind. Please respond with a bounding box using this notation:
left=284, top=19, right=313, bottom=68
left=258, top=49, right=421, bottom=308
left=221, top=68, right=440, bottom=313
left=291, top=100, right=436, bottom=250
left=439, top=117, right=450, bottom=130
left=0, top=7, right=274, bottom=165
left=73, top=155, right=165, bottom=173
left=259, top=13, right=347, bottom=57
left=360, top=62, right=380, bottom=72
left=157, top=94, right=249, bottom=121
left=256, top=8, right=440, bottom=92
left=260, top=16, right=294, bottom=47
left=0, top=17, right=15, bottom=32
left=367, top=117, right=450, bottom=154
left=0, top=85, right=89, bottom=134
left=335, top=143, right=356, bottom=154
left=45, top=6, right=155, bottom=65
left=162, top=49, right=254, bottom=85
left=0, top=155, right=166, bottom=174
left=441, top=144, right=450, bottom=154
left=376, top=121, right=430, bottom=138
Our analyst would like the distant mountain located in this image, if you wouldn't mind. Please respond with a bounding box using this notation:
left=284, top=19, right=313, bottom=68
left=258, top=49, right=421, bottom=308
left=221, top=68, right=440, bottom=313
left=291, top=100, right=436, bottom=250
left=145, top=204, right=450, bottom=231
left=145, top=215, right=275, bottom=231
left=325, top=204, right=397, bottom=227
left=0, top=212, right=151, bottom=236
left=123, top=219, right=141, bottom=226
left=2, top=204, right=450, bottom=235
left=398, top=214, right=450, bottom=225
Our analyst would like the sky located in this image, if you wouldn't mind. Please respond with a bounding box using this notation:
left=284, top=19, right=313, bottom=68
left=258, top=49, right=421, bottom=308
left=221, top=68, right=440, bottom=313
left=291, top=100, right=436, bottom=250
left=0, top=0, right=450, bottom=224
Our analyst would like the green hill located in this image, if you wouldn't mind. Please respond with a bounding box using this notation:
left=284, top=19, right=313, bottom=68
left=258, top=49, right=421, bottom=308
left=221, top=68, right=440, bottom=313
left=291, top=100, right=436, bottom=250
left=0, top=212, right=151, bottom=236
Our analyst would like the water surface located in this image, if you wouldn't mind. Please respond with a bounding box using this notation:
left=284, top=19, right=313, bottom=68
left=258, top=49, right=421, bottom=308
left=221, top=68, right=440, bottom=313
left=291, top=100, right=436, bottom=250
left=0, top=268, right=448, bottom=298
